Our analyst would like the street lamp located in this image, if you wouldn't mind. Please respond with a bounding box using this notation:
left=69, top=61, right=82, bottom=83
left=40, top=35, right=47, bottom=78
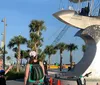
left=1, top=18, right=7, bottom=70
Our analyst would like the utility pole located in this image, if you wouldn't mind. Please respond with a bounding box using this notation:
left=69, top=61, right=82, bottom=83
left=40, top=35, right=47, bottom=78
left=1, top=18, right=7, bottom=70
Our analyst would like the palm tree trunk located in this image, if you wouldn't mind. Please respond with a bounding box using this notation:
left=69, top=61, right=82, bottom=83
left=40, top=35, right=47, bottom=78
left=17, top=44, right=20, bottom=72
left=20, top=59, right=22, bottom=65
left=36, top=45, right=38, bottom=54
left=48, top=55, right=51, bottom=69
left=36, top=28, right=40, bottom=54
left=34, top=43, right=37, bottom=51
left=70, top=51, right=73, bottom=68
left=60, top=53, right=63, bottom=71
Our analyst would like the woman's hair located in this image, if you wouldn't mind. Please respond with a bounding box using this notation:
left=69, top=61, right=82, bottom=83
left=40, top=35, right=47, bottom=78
left=29, top=56, right=38, bottom=64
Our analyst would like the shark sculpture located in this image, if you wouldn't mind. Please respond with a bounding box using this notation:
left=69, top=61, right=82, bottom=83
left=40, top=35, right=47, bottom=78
left=53, top=10, right=100, bottom=29
left=53, top=9, right=100, bottom=79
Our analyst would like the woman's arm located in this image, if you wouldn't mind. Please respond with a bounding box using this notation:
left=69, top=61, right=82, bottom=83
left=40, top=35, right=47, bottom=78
left=39, top=61, right=45, bottom=75
left=24, top=64, right=30, bottom=85
left=5, top=65, right=13, bottom=74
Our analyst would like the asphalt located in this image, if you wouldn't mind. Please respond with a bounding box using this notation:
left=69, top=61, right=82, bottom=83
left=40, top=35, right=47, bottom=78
left=7, top=79, right=24, bottom=85
left=6, top=79, right=100, bottom=85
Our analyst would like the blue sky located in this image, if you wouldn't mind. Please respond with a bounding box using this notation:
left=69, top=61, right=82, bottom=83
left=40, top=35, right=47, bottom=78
left=0, top=0, right=86, bottom=64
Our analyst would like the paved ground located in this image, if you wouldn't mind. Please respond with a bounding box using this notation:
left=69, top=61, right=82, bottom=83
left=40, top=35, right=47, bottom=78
left=7, top=79, right=24, bottom=85
left=6, top=79, right=100, bottom=85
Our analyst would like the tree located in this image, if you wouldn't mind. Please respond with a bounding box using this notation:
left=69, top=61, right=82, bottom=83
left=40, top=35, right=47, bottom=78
left=12, top=47, right=27, bottom=64
left=12, top=47, right=18, bottom=52
left=12, top=45, right=26, bottom=65
left=6, top=56, right=11, bottom=61
left=82, top=45, right=86, bottom=53
left=29, top=20, right=46, bottom=53
left=24, top=50, right=30, bottom=64
left=6, top=56, right=12, bottom=66
left=29, top=20, right=46, bottom=35
left=29, top=32, right=43, bottom=51
left=20, top=50, right=25, bottom=65
left=55, top=42, right=68, bottom=71
left=0, top=47, right=8, bottom=55
left=20, top=50, right=30, bottom=64
left=0, top=48, right=3, bottom=54
left=12, top=47, right=18, bottom=59
left=8, top=35, right=27, bottom=72
left=38, top=51, right=46, bottom=61
left=67, top=43, right=78, bottom=68
left=44, top=45, right=56, bottom=68
left=27, top=40, right=34, bottom=50
left=0, top=48, right=3, bottom=58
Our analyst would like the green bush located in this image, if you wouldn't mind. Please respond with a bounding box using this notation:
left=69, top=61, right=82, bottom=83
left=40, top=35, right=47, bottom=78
left=6, top=71, right=24, bottom=80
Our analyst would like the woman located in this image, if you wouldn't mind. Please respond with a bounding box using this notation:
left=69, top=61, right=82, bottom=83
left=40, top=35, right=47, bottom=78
left=0, top=58, right=13, bottom=85
left=24, top=51, right=45, bottom=85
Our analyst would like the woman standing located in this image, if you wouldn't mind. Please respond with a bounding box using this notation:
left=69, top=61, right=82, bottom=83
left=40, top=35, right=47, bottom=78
left=0, top=58, right=13, bottom=85
left=24, top=51, right=45, bottom=85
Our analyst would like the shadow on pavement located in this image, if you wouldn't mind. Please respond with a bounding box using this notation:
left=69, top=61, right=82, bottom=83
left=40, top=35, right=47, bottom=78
left=15, top=79, right=24, bottom=82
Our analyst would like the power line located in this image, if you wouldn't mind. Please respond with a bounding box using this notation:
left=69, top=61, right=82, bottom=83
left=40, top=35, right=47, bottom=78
left=48, top=25, right=63, bottom=40
left=92, top=0, right=100, bottom=16
left=52, top=25, right=70, bottom=46
left=59, top=0, right=64, bottom=10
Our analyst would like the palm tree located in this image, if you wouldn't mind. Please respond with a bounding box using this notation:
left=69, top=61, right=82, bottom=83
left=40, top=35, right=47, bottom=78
left=13, top=47, right=27, bottom=64
left=13, top=45, right=24, bottom=64
left=38, top=51, right=46, bottom=61
left=20, top=50, right=30, bottom=64
left=29, top=20, right=46, bottom=35
left=44, top=45, right=56, bottom=68
left=55, top=42, right=68, bottom=71
left=8, top=35, right=27, bottom=72
left=67, top=43, right=78, bottom=68
left=0, top=48, right=3, bottom=54
left=27, top=40, right=34, bottom=50
left=12, top=47, right=18, bottom=52
left=6, top=56, right=11, bottom=66
left=6, top=56, right=11, bottom=60
left=12, top=47, right=18, bottom=59
left=29, top=32, right=43, bottom=51
left=24, top=50, right=30, bottom=64
left=20, top=50, right=25, bottom=65
left=29, top=20, right=46, bottom=53
left=82, top=45, right=86, bottom=53
left=0, top=47, right=8, bottom=55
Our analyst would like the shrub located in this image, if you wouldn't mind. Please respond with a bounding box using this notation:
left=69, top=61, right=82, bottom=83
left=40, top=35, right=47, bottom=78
left=6, top=70, right=24, bottom=80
